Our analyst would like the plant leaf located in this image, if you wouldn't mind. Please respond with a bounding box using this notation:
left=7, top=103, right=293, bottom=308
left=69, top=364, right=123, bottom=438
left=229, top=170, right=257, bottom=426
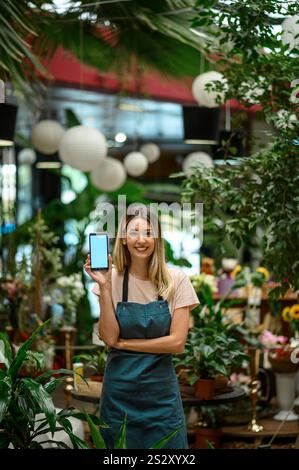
left=83, top=410, right=106, bottom=449
left=9, top=320, right=51, bottom=382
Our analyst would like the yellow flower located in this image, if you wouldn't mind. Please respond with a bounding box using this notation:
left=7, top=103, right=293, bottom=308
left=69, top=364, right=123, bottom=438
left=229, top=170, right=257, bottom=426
left=256, top=267, right=270, bottom=281
left=290, top=304, right=299, bottom=320
left=231, top=264, right=241, bottom=279
left=282, top=307, right=292, bottom=322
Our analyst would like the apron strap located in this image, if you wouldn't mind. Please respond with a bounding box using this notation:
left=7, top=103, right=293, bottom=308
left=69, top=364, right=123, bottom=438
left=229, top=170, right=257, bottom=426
left=122, top=267, right=129, bottom=302
left=122, top=267, right=163, bottom=302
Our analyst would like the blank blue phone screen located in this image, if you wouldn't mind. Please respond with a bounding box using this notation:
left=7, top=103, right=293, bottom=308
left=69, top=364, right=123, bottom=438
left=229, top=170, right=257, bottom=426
left=90, top=235, right=108, bottom=269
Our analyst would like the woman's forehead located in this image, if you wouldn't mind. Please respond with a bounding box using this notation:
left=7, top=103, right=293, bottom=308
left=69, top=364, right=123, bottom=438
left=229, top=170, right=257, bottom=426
left=127, top=218, right=150, bottom=230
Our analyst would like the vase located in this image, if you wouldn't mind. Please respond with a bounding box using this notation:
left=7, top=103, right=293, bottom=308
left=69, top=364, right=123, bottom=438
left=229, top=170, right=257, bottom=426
left=293, top=369, right=299, bottom=407
left=274, top=372, right=299, bottom=421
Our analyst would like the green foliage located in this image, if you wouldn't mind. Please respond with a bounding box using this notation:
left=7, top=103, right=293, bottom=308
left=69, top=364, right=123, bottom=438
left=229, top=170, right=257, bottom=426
left=0, top=320, right=106, bottom=448
left=73, top=346, right=109, bottom=377
left=1, top=1, right=209, bottom=99
left=174, top=282, right=249, bottom=383
left=85, top=410, right=183, bottom=449
left=179, top=1, right=299, bottom=297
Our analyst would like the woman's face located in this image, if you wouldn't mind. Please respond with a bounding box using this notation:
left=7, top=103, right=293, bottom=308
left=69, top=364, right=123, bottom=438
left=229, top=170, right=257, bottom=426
left=125, top=217, right=155, bottom=261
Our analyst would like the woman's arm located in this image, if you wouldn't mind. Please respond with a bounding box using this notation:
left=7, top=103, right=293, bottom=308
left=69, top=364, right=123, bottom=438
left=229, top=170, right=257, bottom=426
left=98, top=284, right=120, bottom=347
left=84, top=254, right=119, bottom=347
left=114, top=306, right=190, bottom=354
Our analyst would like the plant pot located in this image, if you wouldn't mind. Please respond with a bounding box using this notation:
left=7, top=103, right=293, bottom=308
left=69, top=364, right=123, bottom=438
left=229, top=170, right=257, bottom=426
left=89, top=374, right=103, bottom=382
left=195, top=378, right=215, bottom=400
left=214, top=374, right=229, bottom=392
left=194, top=427, right=222, bottom=449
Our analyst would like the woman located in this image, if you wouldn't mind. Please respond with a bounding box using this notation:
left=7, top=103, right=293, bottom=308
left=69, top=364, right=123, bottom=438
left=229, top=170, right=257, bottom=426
left=84, top=208, right=199, bottom=449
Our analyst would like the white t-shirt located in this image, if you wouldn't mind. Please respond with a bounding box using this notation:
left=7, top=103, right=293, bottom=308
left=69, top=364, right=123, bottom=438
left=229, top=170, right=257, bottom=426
left=92, top=266, right=199, bottom=316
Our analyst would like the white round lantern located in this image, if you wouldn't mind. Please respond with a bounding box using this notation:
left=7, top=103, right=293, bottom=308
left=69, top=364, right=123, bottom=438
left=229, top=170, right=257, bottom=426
left=124, top=151, right=148, bottom=177
left=183, top=152, right=213, bottom=176
left=282, top=16, right=299, bottom=51
left=32, top=120, right=65, bottom=155
left=59, top=125, right=107, bottom=172
left=91, top=157, right=126, bottom=192
left=18, top=148, right=36, bottom=165
left=192, top=71, right=227, bottom=108
left=139, top=143, right=160, bottom=163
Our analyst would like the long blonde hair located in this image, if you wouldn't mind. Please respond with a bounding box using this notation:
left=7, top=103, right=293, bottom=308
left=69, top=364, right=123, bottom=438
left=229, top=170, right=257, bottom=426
left=113, top=207, right=175, bottom=302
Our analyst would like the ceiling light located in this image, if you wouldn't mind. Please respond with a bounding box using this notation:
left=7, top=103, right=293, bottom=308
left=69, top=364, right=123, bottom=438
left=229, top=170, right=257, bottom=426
left=115, top=132, right=127, bottom=143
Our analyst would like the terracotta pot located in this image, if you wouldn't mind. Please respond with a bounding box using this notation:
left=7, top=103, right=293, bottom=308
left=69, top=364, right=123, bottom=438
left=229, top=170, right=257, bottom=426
left=214, top=374, right=229, bottom=392
left=194, top=427, right=222, bottom=449
left=89, top=374, right=103, bottom=382
left=195, top=378, right=215, bottom=400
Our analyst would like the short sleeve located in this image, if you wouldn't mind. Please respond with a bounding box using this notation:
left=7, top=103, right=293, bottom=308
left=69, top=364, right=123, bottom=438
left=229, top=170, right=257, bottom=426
left=173, top=273, right=200, bottom=312
left=92, top=283, right=101, bottom=297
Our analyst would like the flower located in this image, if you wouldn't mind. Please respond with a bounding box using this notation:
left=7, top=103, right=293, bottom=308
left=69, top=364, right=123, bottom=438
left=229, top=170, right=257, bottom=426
left=259, top=330, right=287, bottom=348
left=256, top=267, right=270, bottom=282
left=290, top=304, right=299, bottom=320
left=231, top=264, right=241, bottom=279
left=281, top=305, right=299, bottom=338
left=190, top=273, right=218, bottom=293
left=51, top=274, right=85, bottom=325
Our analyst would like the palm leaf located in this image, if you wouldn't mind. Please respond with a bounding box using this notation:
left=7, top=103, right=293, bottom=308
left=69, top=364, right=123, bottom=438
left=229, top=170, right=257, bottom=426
left=0, top=332, right=13, bottom=367
left=9, top=319, right=51, bottom=382
left=114, top=414, right=127, bottom=449
left=84, top=410, right=106, bottom=449
left=0, top=372, right=12, bottom=424
left=20, top=378, right=56, bottom=435
left=149, top=425, right=183, bottom=449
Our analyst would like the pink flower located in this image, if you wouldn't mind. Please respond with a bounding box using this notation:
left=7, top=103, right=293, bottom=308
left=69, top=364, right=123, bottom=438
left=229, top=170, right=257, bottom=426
left=260, top=330, right=288, bottom=347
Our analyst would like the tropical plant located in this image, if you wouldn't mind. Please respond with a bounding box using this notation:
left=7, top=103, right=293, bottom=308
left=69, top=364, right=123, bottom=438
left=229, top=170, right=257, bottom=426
left=176, top=0, right=299, bottom=299
left=0, top=320, right=105, bottom=449
left=1, top=1, right=208, bottom=99
left=85, top=411, right=184, bottom=450
left=178, top=324, right=248, bottom=384
left=73, top=346, right=109, bottom=379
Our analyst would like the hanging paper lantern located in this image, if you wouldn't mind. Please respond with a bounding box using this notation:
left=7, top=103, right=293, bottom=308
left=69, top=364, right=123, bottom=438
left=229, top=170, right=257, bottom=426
left=192, top=71, right=227, bottom=108
left=91, top=157, right=126, bottom=192
left=18, top=148, right=36, bottom=165
left=183, top=152, right=213, bottom=176
left=282, top=16, right=299, bottom=51
left=139, top=143, right=160, bottom=163
left=59, top=125, right=107, bottom=171
left=32, top=120, right=65, bottom=155
left=124, top=151, right=148, bottom=177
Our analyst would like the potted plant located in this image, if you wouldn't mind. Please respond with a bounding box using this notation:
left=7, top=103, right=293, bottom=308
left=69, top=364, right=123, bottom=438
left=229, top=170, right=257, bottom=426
left=190, top=326, right=248, bottom=399
left=0, top=320, right=104, bottom=448
left=73, top=346, right=108, bottom=383
left=174, top=282, right=248, bottom=399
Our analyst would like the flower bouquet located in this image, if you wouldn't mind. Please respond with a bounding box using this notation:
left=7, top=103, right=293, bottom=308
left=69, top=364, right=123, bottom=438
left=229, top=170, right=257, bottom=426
left=268, top=344, right=299, bottom=374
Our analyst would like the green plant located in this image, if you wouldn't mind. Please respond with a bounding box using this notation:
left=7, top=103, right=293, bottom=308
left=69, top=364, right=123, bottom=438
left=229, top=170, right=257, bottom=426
left=85, top=411, right=184, bottom=449
left=1, top=1, right=208, bottom=100
left=174, top=281, right=249, bottom=385
left=73, top=346, right=109, bottom=378
left=0, top=320, right=105, bottom=449
left=175, top=0, right=299, bottom=299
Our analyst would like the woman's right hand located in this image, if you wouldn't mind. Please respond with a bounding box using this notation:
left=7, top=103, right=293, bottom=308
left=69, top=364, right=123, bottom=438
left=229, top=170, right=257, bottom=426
left=84, top=254, right=112, bottom=289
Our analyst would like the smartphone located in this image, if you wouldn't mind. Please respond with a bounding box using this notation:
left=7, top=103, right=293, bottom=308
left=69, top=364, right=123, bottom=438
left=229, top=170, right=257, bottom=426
left=89, top=233, right=109, bottom=271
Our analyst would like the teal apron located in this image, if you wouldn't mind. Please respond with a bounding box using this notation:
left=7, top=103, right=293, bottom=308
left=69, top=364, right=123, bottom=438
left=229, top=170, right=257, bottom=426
left=99, top=268, right=188, bottom=449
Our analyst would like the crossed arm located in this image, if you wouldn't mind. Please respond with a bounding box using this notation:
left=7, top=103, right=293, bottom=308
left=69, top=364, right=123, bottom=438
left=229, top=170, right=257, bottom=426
left=114, top=306, right=191, bottom=354
left=98, top=286, right=190, bottom=354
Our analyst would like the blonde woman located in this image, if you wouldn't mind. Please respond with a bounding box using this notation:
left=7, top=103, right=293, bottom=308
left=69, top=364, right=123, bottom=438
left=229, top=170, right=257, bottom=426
left=84, top=208, right=199, bottom=449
